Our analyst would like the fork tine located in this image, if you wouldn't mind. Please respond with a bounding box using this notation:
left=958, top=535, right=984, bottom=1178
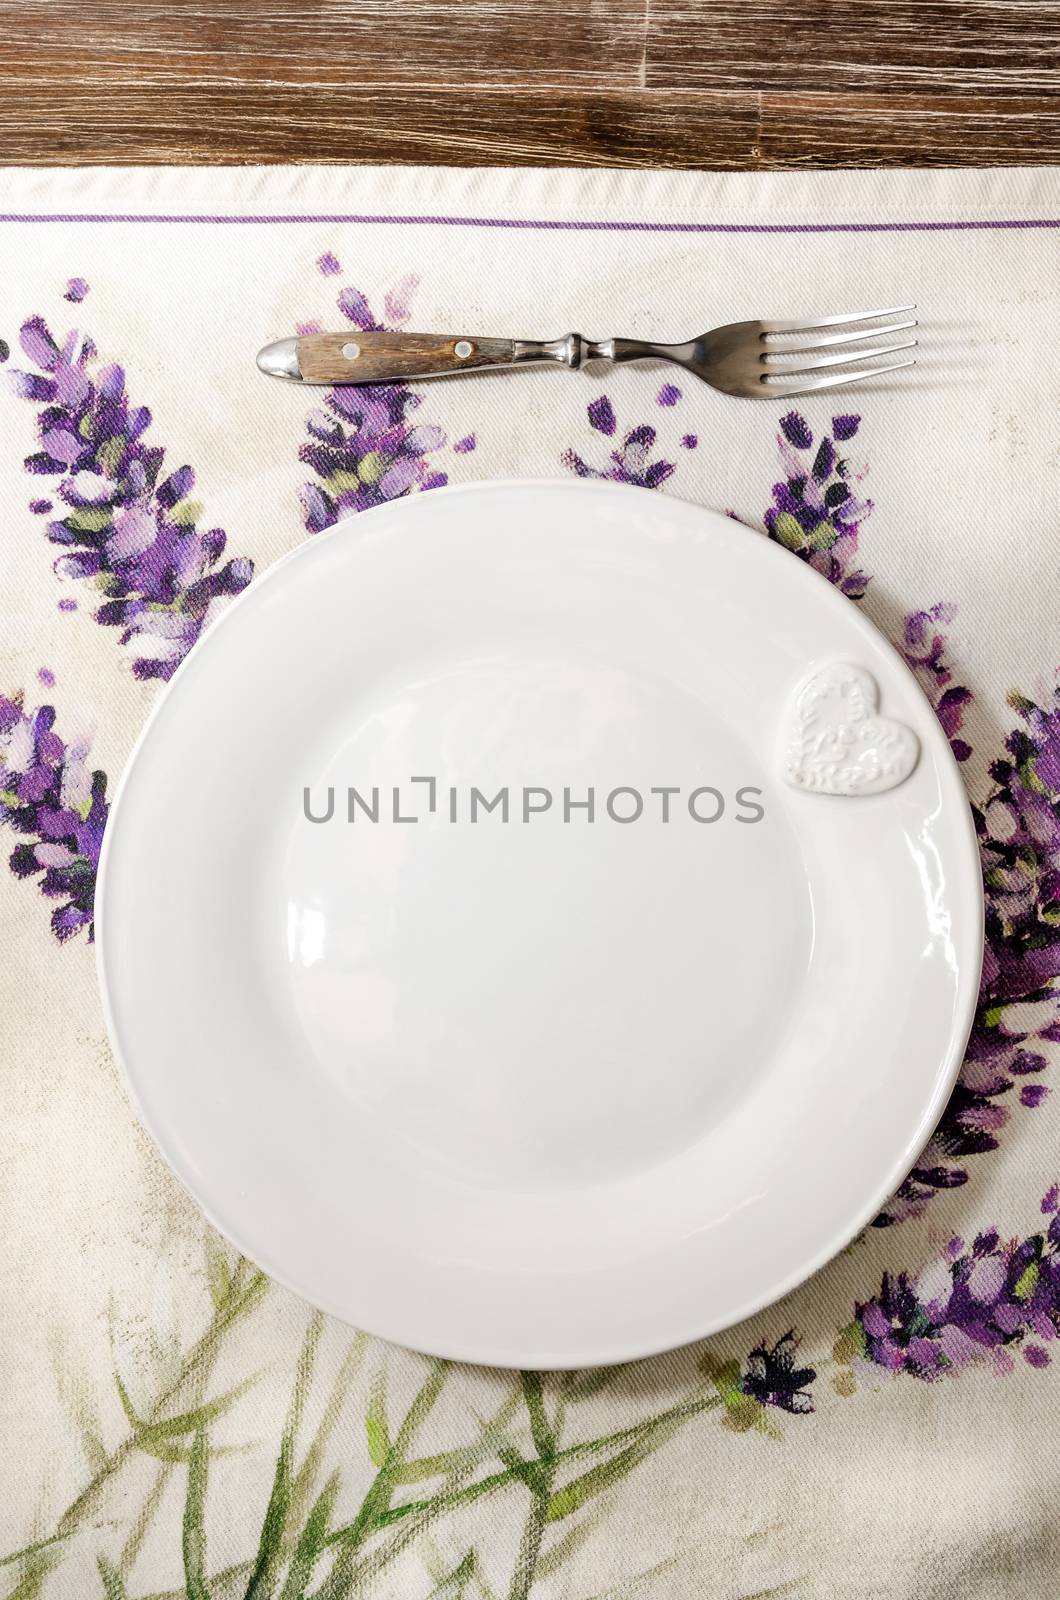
left=763, top=318, right=916, bottom=351
left=760, top=304, right=916, bottom=336
left=763, top=357, right=916, bottom=398
left=765, top=338, right=917, bottom=374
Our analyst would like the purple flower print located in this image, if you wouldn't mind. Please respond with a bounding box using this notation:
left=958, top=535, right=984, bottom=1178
left=764, top=410, right=870, bottom=598
left=7, top=316, right=253, bottom=680
left=298, top=283, right=447, bottom=533
left=701, top=1330, right=816, bottom=1431
left=587, top=395, right=616, bottom=437
left=563, top=398, right=676, bottom=490
left=779, top=411, right=814, bottom=450
left=383, top=275, right=420, bottom=327
left=740, top=1331, right=816, bottom=1414
left=879, top=685, right=1060, bottom=1225
left=838, top=1188, right=1060, bottom=1384
left=977, top=691, right=1060, bottom=1025
left=63, top=277, right=89, bottom=304
left=767, top=420, right=1051, bottom=1228
left=902, top=604, right=973, bottom=762
left=1, top=690, right=107, bottom=941
left=336, top=286, right=377, bottom=329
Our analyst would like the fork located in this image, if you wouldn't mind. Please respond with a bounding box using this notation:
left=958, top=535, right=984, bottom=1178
left=256, top=305, right=917, bottom=398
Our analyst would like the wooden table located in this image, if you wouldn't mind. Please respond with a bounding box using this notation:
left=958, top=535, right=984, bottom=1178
left=2, top=0, right=1058, bottom=168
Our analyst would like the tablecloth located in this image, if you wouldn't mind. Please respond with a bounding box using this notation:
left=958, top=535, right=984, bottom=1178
left=1, top=163, right=1059, bottom=1600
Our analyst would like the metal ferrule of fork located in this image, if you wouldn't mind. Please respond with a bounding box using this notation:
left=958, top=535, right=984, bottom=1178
left=510, top=334, right=675, bottom=369
left=511, top=333, right=593, bottom=369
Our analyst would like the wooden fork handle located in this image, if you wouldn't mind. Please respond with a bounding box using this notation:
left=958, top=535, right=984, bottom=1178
left=297, top=331, right=522, bottom=384
left=256, top=330, right=607, bottom=385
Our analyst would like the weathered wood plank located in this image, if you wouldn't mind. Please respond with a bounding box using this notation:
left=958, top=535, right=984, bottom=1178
left=761, top=91, right=1060, bottom=167
left=0, top=2, right=649, bottom=85
left=647, top=1, right=1060, bottom=93
left=1, top=0, right=1058, bottom=168
left=0, top=80, right=760, bottom=168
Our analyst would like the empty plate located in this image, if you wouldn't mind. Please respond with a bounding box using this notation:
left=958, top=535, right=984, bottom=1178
left=97, top=480, right=982, bottom=1367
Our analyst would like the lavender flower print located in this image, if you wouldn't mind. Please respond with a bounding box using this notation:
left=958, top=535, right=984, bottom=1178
left=879, top=686, right=1060, bottom=1224
left=1, top=690, right=106, bottom=941
left=837, top=1187, right=1060, bottom=1385
left=761, top=416, right=1057, bottom=1227
left=702, top=1331, right=816, bottom=1434
left=740, top=1330, right=816, bottom=1414
left=970, top=692, right=1060, bottom=1082
left=299, top=283, right=447, bottom=534
left=765, top=411, right=871, bottom=598
left=563, top=395, right=676, bottom=489
left=902, top=603, right=973, bottom=763
left=8, top=316, right=252, bottom=680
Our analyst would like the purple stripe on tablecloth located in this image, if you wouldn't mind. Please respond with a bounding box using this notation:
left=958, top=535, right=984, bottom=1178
left=0, top=212, right=1059, bottom=232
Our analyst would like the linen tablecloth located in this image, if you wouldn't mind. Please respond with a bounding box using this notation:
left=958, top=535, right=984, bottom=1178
left=2, top=164, right=1059, bottom=1599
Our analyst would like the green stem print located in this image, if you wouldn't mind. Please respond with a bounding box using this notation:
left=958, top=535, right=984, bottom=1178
left=4, top=1283, right=748, bottom=1600
left=506, top=1374, right=560, bottom=1600
left=4, top=1257, right=268, bottom=1590
left=12, top=1179, right=1060, bottom=1599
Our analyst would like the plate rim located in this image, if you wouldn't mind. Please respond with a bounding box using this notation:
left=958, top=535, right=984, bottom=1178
left=96, top=476, right=985, bottom=1367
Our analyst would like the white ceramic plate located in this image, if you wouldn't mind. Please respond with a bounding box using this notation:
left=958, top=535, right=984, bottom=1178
left=97, top=480, right=982, bottom=1368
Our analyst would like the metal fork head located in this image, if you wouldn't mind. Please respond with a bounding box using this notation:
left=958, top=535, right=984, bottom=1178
left=687, top=306, right=918, bottom=399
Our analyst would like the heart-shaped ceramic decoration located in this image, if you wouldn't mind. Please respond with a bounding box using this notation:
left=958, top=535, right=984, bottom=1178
left=784, top=661, right=920, bottom=796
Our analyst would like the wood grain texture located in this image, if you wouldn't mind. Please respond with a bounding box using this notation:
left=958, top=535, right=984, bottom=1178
left=648, top=1, right=1060, bottom=92
left=297, top=330, right=518, bottom=384
left=761, top=91, right=1060, bottom=166
left=0, top=2, right=648, bottom=84
left=0, top=78, right=761, bottom=169
left=0, top=0, right=1058, bottom=169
